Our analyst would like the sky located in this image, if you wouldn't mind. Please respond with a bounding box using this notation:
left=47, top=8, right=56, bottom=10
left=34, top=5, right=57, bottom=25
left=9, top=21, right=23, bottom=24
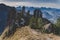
left=0, top=0, right=60, bottom=8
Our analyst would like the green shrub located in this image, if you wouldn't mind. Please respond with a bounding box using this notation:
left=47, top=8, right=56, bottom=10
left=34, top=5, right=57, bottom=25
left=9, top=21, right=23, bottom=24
left=54, top=18, right=60, bottom=35
left=29, top=16, right=44, bottom=29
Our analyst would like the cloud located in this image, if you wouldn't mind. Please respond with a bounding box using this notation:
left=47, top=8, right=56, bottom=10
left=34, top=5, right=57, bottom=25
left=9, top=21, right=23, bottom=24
left=0, top=2, right=60, bottom=9
left=1, top=0, right=59, bottom=3
left=0, top=0, right=60, bottom=4
left=0, top=0, right=60, bottom=9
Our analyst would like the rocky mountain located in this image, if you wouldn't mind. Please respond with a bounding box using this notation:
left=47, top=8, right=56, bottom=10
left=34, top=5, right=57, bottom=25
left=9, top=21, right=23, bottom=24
left=0, top=3, right=60, bottom=36
left=0, top=3, right=15, bottom=34
left=0, top=4, right=51, bottom=34
left=0, top=4, right=60, bottom=40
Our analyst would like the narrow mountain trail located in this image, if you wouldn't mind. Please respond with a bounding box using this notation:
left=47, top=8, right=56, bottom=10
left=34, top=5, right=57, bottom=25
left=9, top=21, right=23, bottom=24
left=43, top=23, right=51, bottom=30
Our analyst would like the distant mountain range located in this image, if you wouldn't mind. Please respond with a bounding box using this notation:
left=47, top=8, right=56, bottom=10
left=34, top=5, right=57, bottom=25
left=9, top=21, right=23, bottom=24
left=16, top=6, right=60, bottom=23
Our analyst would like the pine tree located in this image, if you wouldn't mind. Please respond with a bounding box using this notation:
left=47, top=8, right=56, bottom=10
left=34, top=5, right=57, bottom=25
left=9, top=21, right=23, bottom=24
left=55, top=17, right=60, bottom=34
left=26, top=10, right=30, bottom=25
left=56, top=18, right=60, bottom=27
left=30, top=9, right=43, bottom=29
left=21, top=6, right=25, bottom=18
left=34, top=9, right=42, bottom=18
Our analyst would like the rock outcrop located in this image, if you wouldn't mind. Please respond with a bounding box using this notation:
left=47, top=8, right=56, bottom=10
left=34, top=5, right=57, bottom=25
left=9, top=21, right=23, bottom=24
left=0, top=3, right=16, bottom=34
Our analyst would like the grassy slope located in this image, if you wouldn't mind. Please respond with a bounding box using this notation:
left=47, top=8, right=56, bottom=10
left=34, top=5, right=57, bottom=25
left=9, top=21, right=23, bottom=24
left=0, top=26, right=60, bottom=40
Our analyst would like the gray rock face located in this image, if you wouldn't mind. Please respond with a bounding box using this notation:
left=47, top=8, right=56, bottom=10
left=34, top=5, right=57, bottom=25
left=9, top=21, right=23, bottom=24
left=0, top=4, right=16, bottom=34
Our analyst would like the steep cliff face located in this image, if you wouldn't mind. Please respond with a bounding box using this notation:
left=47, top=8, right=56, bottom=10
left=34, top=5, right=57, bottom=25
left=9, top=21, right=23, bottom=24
left=0, top=4, right=16, bottom=34
left=0, top=26, right=60, bottom=40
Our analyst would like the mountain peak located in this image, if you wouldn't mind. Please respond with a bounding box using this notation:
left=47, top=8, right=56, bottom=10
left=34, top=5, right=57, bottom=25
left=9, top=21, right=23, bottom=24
left=0, top=3, right=6, bottom=7
left=0, top=3, right=5, bottom=5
